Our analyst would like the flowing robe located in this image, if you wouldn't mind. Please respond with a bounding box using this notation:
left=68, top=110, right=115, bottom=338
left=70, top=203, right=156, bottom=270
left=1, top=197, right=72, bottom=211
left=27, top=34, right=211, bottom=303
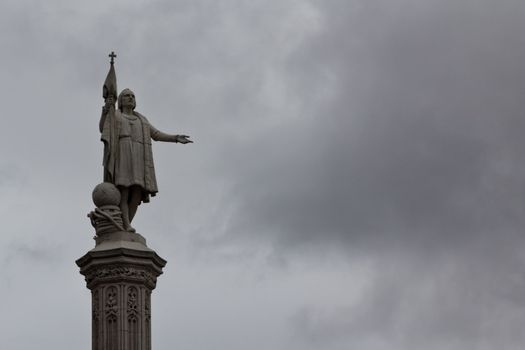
left=101, top=110, right=176, bottom=203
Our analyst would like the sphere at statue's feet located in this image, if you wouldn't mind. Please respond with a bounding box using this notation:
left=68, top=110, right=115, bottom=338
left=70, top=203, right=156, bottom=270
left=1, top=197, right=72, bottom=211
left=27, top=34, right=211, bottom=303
left=92, top=182, right=121, bottom=207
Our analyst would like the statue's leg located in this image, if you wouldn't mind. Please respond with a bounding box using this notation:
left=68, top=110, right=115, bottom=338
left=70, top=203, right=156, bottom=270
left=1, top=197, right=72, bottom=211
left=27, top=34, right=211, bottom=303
left=119, top=186, right=134, bottom=232
left=128, top=186, right=142, bottom=223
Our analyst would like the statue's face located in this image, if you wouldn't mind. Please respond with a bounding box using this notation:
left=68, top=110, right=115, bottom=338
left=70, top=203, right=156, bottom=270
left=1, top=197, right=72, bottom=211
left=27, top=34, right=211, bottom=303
left=120, top=90, right=136, bottom=109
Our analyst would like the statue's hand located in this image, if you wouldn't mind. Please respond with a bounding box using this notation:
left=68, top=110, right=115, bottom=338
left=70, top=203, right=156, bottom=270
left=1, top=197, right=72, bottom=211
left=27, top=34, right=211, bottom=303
left=105, top=96, right=115, bottom=105
left=176, top=135, right=193, bottom=144
left=102, top=96, right=115, bottom=114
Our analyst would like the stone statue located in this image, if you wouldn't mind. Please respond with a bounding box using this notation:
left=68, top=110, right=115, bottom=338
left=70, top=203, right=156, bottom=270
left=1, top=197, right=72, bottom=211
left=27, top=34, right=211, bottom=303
left=98, top=52, right=192, bottom=232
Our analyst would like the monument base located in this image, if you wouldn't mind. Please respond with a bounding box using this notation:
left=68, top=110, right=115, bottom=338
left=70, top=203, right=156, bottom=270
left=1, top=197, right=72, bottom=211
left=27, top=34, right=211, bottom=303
left=77, top=231, right=166, bottom=350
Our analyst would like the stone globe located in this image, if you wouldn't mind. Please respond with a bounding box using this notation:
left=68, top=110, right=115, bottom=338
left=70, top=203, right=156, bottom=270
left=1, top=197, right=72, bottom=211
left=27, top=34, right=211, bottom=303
left=92, top=182, right=121, bottom=207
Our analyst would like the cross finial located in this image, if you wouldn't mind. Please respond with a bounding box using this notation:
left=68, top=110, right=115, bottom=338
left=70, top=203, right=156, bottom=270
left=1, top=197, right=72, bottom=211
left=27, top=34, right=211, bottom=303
left=109, top=51, right=117, bottom=65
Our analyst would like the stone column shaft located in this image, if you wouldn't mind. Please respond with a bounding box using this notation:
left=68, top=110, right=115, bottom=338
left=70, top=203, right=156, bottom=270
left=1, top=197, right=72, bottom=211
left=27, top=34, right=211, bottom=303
left=91, top=283, right=151, bottom=350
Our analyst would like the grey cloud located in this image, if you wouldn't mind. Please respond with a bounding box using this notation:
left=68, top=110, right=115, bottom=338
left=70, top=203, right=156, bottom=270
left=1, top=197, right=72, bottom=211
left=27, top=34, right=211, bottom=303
left=210, top=0, right=525, bottom=255
left=290, top=249, right=525, bottom=349
left=194, top=2, right=525, bottom=348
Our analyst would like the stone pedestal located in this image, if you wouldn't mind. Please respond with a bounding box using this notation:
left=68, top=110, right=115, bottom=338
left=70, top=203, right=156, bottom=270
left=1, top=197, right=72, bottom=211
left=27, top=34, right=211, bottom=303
left=77, top=232, right=166, bottom=350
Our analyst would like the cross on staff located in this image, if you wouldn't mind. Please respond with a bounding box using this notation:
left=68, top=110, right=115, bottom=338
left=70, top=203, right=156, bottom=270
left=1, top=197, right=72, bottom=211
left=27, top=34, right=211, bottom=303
left=109, top=51, right=117, bottom=64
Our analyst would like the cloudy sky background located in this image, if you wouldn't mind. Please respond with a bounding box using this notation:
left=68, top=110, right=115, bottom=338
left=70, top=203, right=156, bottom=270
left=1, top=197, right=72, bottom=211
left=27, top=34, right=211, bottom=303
left=1, top=0, right=525, bottom=349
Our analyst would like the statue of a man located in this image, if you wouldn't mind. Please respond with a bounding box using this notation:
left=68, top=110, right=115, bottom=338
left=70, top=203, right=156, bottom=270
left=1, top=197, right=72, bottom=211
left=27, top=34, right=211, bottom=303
left=100, top=88, right=192, bottom=232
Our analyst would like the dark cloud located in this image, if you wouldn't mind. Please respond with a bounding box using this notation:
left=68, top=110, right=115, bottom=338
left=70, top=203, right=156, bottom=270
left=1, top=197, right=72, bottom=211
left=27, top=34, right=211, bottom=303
left=212, top=0, right=525, bottom=253
left=196, top=1, right=525, bottom=348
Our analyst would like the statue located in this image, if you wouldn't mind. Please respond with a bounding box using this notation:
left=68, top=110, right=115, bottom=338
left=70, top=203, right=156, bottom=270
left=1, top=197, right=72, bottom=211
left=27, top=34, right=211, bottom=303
left=97, top=52, right=192, bottom=232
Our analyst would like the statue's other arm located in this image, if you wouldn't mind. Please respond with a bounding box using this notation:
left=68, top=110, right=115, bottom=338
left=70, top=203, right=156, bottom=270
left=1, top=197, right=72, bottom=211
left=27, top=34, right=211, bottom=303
left=99, top=97, right=114, bottom=132
left=99, top=107, right=107, bottom=133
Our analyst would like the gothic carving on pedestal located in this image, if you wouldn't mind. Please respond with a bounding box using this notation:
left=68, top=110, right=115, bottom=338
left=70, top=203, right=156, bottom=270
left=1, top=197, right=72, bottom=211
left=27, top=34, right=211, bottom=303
left=105, top=285, right=119, bottom=350
left=127, top=286, right=139, bottom=350
left=84, top=264, right=158, bottom=290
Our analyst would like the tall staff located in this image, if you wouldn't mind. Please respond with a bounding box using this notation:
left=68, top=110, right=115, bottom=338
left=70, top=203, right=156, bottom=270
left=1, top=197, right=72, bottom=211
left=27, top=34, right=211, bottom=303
left=100, top=51, right=118, bottom=183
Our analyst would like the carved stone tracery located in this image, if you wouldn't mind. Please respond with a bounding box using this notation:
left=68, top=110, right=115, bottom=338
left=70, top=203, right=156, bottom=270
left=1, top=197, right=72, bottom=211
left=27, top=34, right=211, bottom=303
left=127, top=286, right=139, bottom=316
left=105, top=286, right=118, bottom=316
left=127, top=286, right=140, bottom=350
left=84, top=264, right=158, bottom=289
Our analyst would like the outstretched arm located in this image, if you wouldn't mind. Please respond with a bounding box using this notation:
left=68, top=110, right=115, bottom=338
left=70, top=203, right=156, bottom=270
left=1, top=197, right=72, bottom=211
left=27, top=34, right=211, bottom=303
left=150, top=123, right=193, bottom=143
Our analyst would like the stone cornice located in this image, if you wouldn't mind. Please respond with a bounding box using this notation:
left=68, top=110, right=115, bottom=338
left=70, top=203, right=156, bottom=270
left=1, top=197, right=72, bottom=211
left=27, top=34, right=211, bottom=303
left=77, top=244, right=167, bottom=290
left=76, top=247, right=167, bottom=270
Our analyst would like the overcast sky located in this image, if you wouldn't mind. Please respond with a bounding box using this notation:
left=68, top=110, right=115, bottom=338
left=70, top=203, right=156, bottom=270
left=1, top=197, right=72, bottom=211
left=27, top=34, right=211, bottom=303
left=1, top=0, right=525, bottom=349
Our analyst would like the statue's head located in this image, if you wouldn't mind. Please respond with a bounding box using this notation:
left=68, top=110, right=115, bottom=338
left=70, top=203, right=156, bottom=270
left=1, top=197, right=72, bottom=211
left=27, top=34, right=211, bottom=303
left=118, top=88, right=136, bottom=111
